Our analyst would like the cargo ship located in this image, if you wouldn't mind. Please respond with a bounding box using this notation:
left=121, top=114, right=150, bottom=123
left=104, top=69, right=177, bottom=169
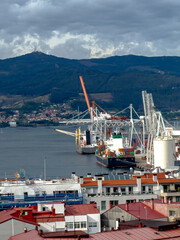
left=76, top=128, right=98, bottom=154
left=96, top=133, right=136, bottom=168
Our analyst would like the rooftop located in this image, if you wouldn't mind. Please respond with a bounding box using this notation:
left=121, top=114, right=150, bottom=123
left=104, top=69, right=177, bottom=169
left=9, top=227, right=180, bottom=240
left=111, top=202, right=166, bottom=220
left=91, top=227, right=180, bottom=240
left=65, top=203, right=99, bottom=216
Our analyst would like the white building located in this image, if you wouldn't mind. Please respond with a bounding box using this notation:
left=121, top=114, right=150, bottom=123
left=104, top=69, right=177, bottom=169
left=81, top=172, right=164, bottom=213
left=0, top=209, right=38, bottom=240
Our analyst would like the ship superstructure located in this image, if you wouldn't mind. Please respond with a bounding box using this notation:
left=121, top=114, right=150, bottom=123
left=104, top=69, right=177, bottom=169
left=0, top=173, right=83, bottom=210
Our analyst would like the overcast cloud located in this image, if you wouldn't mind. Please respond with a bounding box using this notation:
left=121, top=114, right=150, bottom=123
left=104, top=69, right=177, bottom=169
left=1, top=0, right=180, bottom=59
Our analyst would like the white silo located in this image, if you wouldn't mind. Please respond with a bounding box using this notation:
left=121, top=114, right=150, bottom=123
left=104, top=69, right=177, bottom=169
left=154, top=137, right=176, bottom=169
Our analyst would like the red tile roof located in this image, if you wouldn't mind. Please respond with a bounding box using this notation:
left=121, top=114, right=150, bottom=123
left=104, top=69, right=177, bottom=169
left=81, top=179, right=137, bottom=187
left=9, top=227, right=180, bottom=240
left=142, top=172, right=166, bottom=179
left=9, top=230, right=42, bottom=240
left=34, top=214, right=65, bottom=223
left=90, top=227, right=180, bottom=240
left=65, top=203, right=99, bottom=216
left=0, top=209, right=16, bottom=224
left=81, top=178, right=157, bottom=187
left=158, top=178, right=180, bottom=183
left=115, top=202, right=166, bottom=220
left=0, top=209, right=38, bottom=226
left=9, top=229, right=90, bottom=240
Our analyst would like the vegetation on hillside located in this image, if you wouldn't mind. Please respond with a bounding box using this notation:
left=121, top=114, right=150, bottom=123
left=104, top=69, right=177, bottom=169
left=0, top=52, right=180, bottom=113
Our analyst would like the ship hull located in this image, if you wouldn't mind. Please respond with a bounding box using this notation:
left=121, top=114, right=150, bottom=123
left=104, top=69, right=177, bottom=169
left=96, top=154, right=136, bottom=168
left=76, top=144, right=97, bottom=154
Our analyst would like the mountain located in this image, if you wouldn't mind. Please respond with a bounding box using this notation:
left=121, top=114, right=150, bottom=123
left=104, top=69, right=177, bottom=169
left=0, top=51, right=180, bottom=112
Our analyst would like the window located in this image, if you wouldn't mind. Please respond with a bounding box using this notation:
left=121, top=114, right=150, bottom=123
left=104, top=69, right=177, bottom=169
left=110, top=200, right=118, bottom=207
left=113, top=187, right=118, bottom=193
left=66, top=222, right=73, bottom=229
left=126, top=200, right=133, bottom=203
left=169, top=210, right=176, bottom=217
left=74, top=222, right=80, bottom=229
left=20, top=211, right=28, bottom=216
left=24, top=192, right=28, bottom=196
left=81, top=221, right=86, bottom=228
left=142, top=186, right=146, bottom=193
left=89, top=222, right=97, bottom=227
left=121, top=188, right=126, bottom=195
left=106, top=187, right=110, bottom=194
left=163, top=185, right=170, bottom=193
left=129, top=187, right=133, bottom=194
left=148, top=186, right=153, bottom=193
left=101, top=201, right=106, bottom=210
left=175, top=185, right=180, bottom=192
left=176, top=196, right=180, bottom=202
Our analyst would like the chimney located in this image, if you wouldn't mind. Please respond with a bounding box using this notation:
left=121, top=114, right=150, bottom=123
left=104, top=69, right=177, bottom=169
left=71, top=172, right=76, bottom=180
left=153, top=174, right=157, bottom=182
left=98, top=178, right=102, bottom=194
left=24, top=227, right=27, bottom=233
left=150, top=198, right=154, bottom=209
left=79, top=176, right=83, bottom=185
left=39, top=229, right=43, bottom=235
left=137, top=177, right=141, bottom=194
left=52, top=208, right=55, bottom=216
left=138, top=221, right=142, bottom=228
left=87, top=173, right=91, bottom=178
left=126, top=202, right=129, bottom=211
left=116, top=218, right=120, bottom=230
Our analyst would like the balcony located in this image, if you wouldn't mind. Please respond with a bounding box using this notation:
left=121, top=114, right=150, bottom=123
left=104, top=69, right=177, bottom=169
left=161, top=190, right=180, bottom=197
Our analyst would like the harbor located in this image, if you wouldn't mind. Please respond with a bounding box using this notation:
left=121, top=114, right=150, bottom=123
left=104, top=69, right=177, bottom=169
left=0, top=126, right=127, bottom=179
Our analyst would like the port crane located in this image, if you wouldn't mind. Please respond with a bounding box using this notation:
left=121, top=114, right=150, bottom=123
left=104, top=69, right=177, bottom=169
left=142, top=90, right=173, bottom=165
left=56, top=76, right=146, bottom=154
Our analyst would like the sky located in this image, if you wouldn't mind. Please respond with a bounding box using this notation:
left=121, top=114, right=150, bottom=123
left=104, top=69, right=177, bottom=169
left=1, top=0, right=180, bottom=59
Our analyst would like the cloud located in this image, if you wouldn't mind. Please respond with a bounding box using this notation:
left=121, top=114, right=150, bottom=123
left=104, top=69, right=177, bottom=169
left=0, top=0, right=180, bottom=59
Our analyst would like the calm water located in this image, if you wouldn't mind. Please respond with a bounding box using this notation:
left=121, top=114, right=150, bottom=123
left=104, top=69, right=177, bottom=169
left=1, top=121, right=179, bottom=179
left=0, top=126, right=117, bottom=179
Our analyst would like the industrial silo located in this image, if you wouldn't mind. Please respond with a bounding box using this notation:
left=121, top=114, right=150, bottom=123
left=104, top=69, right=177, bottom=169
left=154, top=137, right=176, bottom=169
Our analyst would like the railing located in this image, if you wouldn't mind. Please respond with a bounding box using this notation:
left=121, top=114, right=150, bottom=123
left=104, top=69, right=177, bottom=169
left=87, top=192, right=156, bottom=197
left=0, top=193, right=83, bottom=206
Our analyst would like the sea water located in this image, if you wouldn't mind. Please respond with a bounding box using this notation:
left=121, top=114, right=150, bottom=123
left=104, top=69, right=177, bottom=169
left=0, top=126, right=121, bottom=179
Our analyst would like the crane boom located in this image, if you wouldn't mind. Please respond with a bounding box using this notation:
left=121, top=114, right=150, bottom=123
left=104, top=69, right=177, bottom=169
left=79, top=76, right=91, bottom=114
left=55, top=129, right=75, bottom=136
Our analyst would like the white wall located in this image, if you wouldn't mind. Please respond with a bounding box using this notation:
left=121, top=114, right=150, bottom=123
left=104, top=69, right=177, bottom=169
left=39, top=221, right=65, bottom=232
left=85, top=193, right=159, bottom=213
left=87, top=214, right=101, bottom=234
left=0, top=219, right=36, bottom=240
left=65, top=214, right=100, bottom=234
left=38, top=202, right=64, bottom=214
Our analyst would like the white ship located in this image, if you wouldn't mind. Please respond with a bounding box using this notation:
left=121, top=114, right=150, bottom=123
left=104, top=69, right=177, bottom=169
left=0, top=173, right=83, bottom=210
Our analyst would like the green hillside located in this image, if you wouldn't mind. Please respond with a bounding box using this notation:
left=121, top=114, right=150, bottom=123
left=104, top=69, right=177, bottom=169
left=0, top=51, right=180, bottom=112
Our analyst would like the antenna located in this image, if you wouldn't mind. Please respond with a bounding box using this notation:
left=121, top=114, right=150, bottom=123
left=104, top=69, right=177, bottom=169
left=44, top=157, right=46, bottom=180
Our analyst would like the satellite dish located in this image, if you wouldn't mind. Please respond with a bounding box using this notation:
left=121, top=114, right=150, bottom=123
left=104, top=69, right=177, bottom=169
left=14, top=172, right=20, bottom=178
